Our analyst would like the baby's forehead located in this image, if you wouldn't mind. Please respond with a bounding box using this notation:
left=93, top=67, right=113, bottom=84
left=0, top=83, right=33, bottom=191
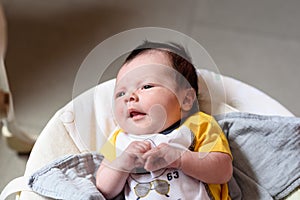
left=117, top=52, right=173, bottom=81
left=117, top=65, right=175, bottom=82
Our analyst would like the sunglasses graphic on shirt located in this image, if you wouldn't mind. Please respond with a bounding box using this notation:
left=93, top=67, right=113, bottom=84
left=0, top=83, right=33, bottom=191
left=133, top=179, right=170, bottom=199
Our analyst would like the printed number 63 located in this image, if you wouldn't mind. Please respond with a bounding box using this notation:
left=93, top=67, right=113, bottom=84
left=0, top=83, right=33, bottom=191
left=167, top=171, right=179, bottom=181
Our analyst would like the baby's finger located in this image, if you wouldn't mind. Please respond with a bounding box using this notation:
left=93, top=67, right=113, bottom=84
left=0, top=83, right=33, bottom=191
left=144, top=155, right=155, bottom=171
left=142, top=147, right=160, bottom=159
left=136, top=142, right=151, bottom=153
left=144, top=156, right=166, bottom=171
left=134, top=156, right=145, bottom=167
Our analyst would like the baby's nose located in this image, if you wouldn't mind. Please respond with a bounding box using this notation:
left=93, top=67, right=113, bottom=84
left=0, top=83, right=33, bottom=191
left=129, top=92, right=139, bottom=102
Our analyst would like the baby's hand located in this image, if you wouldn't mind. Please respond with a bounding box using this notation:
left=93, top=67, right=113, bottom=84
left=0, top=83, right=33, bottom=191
left=116, top=141, right=151, bottom=172
left=142, top=143, right=184, bottom=172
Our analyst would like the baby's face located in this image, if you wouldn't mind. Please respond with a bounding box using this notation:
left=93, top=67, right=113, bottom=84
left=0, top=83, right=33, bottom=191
left=114, top=51, right=185, bottom=135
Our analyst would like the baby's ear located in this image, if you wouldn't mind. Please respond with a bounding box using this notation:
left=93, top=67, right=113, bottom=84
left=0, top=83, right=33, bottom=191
left=181, top=88, right=196, bottom=112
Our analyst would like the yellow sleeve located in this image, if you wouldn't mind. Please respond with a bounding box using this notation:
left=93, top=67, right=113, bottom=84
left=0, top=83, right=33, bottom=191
left=184, top=112, right=232, bottom=158
left=184, top=112, right=232, bottom=200
left=99, top=129, right=122, bottom=161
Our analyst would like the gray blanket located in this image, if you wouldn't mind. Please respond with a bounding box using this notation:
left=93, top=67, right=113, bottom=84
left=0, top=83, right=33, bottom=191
left=28, top=153, right=105, bottom=200
left=216, top=112, right=300, bottom=199
left=29, top=112, right=300, bottom=200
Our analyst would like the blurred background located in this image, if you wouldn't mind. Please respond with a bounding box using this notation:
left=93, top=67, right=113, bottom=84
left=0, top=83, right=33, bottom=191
left=1, top=0, right=300, bottom=195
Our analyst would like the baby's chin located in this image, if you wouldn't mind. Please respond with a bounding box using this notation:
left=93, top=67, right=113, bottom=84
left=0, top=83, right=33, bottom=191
left=123, top=125, right=164, bottom=135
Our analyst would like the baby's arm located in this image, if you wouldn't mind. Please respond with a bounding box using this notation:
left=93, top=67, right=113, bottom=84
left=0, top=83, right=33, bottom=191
left=143, top=143, right=232, bottom=184
left=96, top=160, right=128, bottom=199
left=96, top=141, right=151, bottom=199
left=180, top=150, right=232, bottom=184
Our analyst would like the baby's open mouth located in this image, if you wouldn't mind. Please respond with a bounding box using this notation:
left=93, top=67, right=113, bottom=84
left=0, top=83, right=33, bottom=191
left=129, top=111, right=146, bottom=118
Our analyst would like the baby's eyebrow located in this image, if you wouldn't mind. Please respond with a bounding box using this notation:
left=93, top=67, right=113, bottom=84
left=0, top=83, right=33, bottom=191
left=114, top=85, right=126, bottom=92
left=142, top=76, right=161, bottom=82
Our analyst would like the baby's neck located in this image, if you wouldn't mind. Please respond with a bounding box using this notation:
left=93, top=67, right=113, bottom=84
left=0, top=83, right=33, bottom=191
left=159, top=120, right=181, bottom=135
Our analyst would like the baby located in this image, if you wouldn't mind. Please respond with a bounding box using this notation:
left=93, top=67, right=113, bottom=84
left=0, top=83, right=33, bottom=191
left=97, top=41, right=232, bottom=200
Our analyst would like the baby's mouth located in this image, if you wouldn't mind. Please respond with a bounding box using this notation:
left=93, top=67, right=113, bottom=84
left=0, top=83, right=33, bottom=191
left=129, top=110, right=146, bottom=119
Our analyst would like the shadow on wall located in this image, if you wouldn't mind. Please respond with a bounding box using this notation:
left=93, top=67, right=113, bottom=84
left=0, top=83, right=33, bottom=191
left=2, top=4, right=135, bottom=131
left=4, top=5, right=134, bottom=87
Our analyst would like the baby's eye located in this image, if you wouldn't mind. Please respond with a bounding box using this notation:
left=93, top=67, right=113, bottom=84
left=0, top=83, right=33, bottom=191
left=115, top=91, right=125, bottom=98
left=142, top=85, right=154, bottom=90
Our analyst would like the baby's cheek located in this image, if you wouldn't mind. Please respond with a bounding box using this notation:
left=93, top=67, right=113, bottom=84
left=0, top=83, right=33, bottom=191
left=148, top=104, right=167, bottom=132
left=114, top=106, right=125, bottom=122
